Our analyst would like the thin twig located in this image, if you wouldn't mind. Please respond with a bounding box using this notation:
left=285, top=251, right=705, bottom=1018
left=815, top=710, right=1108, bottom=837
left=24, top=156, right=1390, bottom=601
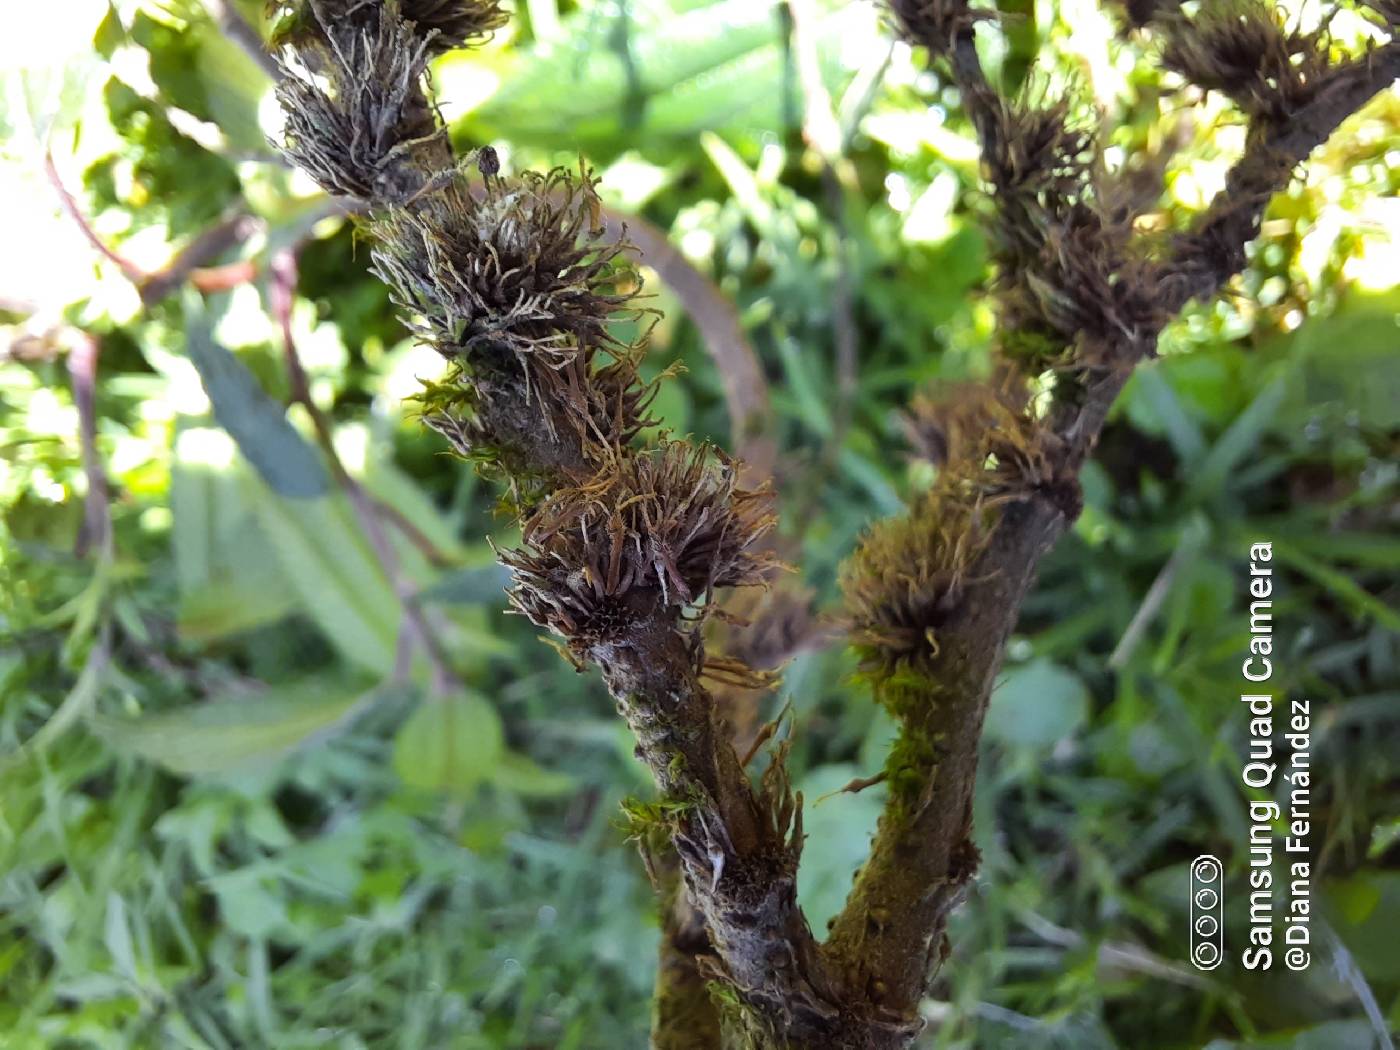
left=270, top=249, right=460, bottom=696
left=139, top=211, right=262, bottom=306
left=786, top=0, right=860, bottom=509
left=67, top=332, right=112, bottom=560
left=44, top=150, right=145, bottom=285
left=203, top=0, right=282, bottom=80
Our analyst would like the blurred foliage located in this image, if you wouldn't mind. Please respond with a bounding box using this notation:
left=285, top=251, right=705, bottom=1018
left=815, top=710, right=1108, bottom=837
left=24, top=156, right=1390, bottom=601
left=1, top=0, right=1399, bottom=1047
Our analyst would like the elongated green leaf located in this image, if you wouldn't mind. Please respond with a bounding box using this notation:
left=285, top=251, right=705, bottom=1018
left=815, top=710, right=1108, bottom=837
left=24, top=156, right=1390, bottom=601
left=171, top=428, right=299, bottom=638
left=491, top=751, right=577, bottom=798
left=185, top=295, right=329, bottom=499
left=1273, top=543, right=1400, bottom=632
left=1188, top=373, right=1289, bottom=502
left=985, top=659, right=1090, bottom=749
left=90, top=679, right=375, bottom=776
left=461, top=0, right=871, bottom=153
left=246, top=479, right=400, bottom=674
left=393, top=692, right=504, bottom=796
left=421, top=564, right=510, bottom=605
left=177, top=575, right=299, bottom=642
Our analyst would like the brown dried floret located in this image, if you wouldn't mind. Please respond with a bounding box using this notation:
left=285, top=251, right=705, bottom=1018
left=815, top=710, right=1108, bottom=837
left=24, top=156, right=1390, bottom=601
left=275, top=3, right=444, bottom=202
left=370, top=167, right=644, bottom=402
left=501, top=442, right=779, bottom=648
left=886, top=0, right=993, bottom=52
left=841, top=486, right=990, bottom=665
left=1161, top=1, right=1333, bottom=123
left=1004, top=212, right=1166, bottom=359
left=905, top=380, right=1082, bottom=518
left=982, top=96, right=1096, bottom=256
left=271, top=0, right=507, bottom=55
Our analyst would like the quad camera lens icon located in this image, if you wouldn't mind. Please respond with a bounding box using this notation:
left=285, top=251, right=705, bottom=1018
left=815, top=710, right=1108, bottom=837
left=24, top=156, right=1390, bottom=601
left=1190, top=855, right=1224, bottom=970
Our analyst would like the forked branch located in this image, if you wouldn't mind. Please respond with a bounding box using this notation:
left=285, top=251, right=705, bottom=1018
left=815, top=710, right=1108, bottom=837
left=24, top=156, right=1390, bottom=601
left=266, top=1, right=1400, bottom=1046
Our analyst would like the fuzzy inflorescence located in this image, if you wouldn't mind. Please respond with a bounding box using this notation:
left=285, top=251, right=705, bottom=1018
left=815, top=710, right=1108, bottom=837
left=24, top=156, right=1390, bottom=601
left=372, top=169, right=644, bottom=379
left=886, top=0, right=992, bottom=54
left=1161, top=1, right=1334, bottom=123
left=372, top=167, right=664, bottom=470
left=975, top=94, right=1167, bottom=364
left=501, top=442, right=779, bottom=654
left=841, top=485, right=989, bottom=668
left=271, top=0, right=508, bottom=55
left=275, top=3, right=444, bottom=202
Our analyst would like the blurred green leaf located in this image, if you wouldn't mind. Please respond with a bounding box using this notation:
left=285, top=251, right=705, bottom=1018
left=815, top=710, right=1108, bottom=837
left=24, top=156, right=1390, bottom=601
left=185, top=300, right=330, bottom=500
left=421, top=564, right=511, bottom=605
left=1286, top=307, right=1400, bottom=429
left=795, top=763, right=883, bottom=933
left=463, top=0, right=868, bottom=155
left=984, top=658, right=1089, bottom=749
left=176, top=574, right=299, bottom=642
left=246, top=479, right=400, bottom=674
left=90, top=679, right=375, bottom=776
left=393, top=692, right=504, bottom=796
left=491, top=750, right=577, bottom=798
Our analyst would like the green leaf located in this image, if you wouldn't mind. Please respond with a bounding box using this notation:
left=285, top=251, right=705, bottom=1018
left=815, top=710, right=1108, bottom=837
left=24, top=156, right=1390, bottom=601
left=90, top=679, right=374, bottom=776
left=246, top=479, right=401, bottom=674
left=1273, top=542, right=1400, bottom=632
left=985, top=658, right=1090, bottom=749
left=462, top=0, right=869, bottom=156
left=795, top=763, right=884, bottom=933
left=393, top=692, right=504, bottom=796
left=490, top=751, right=577, bottom=798
left=1285, top=299, right=1400, bottom=432
left=185, top=295, right=330, bottom=500
left=176, top=574, right=299, bottom=642
left=420, top=564, right=511, bottom=605
left=1188, top=373, right=1289, bottom=502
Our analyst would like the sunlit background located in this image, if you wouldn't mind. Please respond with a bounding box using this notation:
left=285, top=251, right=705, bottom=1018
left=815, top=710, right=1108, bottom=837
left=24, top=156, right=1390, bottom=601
left=3, top=1, right=1399, bottom=1047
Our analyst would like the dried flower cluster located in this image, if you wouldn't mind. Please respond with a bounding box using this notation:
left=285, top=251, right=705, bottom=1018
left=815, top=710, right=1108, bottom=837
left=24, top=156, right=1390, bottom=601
left=273, top=0, right=775, bottom=648
left=275, top=3, right=446, bottom=203
left=370, top=170, right=656, bottom=452
left=270, top=0, right=508, bottom=55
left=886, top=0, right=992, bottom=52
left=970, top=93, right=1166, bottom=366
left=1161, top=1, right=1333, bottom=123
left=841, top=486, right=988, bottom=666
left=502, top=442, right=778, bottom=657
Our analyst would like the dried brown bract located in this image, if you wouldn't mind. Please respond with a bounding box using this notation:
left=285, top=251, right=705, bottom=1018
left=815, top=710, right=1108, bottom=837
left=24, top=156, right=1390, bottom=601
left=887, top=0, right=993, bottom=53
left=1008, top=214, right=1166, bottom=360
left=370, top=168, right=644, bottom=406
left=271, top=0, right=507, bottom=54
left=502, top=442, right=779, bottom=650
left=275, top=3, right=443, bottom=202
left=393, top=0, right=507, bottom=52
left=906, top=380, right=1083, bottom=520
left=1162, top=1, right=1333, bottom=123
left=984, top=98, right=1095, bottom=220
left=841, top=487, right=989, bottom=664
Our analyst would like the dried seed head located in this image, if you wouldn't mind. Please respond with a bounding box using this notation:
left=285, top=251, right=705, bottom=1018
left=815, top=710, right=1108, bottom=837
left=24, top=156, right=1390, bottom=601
left=502, top=442, right=779, bottom=648
left=887, top=0, right=992, bottom=52
left=271, top=0, right=507, bottom=55
left=370, top=167, right=644, bottom=387
left=1000, top=213, right=1166, bottom=362
left=984, top=97, right=1095, bottom=224
left=905, top=380, right=1081, bottom=518
left=1162, top=1, right=1333, bottom=122
left=841, top=487, right=989, bottom=666
left=275, top=3, right=445, bottom=202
